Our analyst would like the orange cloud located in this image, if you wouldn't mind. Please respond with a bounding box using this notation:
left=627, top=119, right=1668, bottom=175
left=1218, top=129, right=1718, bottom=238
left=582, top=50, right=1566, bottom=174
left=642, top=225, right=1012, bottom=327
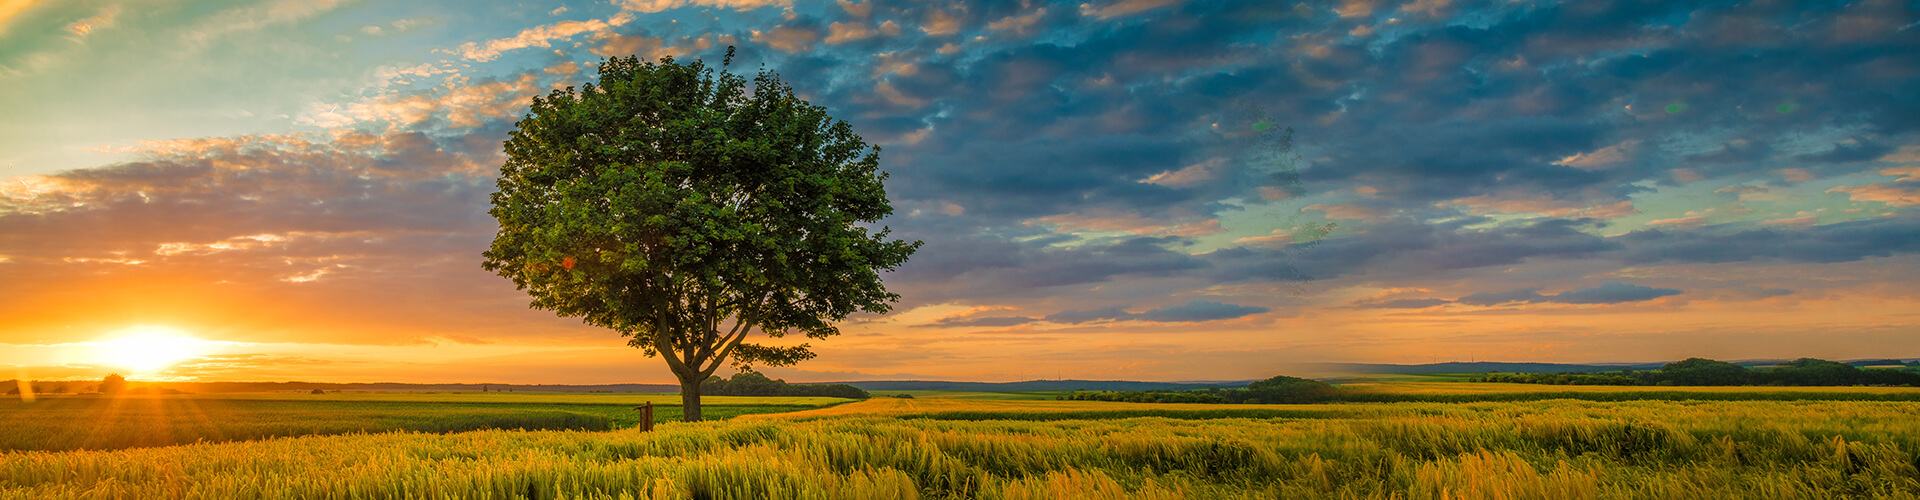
left=64, top=7, right=117, bottom=37
left=453, top=12, right=633, bottom=62
left=617, top=0, right=788, bottom=12
left=1647, top=216, right=1706, bottom=226
left=1139, top=157, right=1224, bottom=187
left=1081, top=0, right=1184, bottom=19
left=1882, top=165, right=1920, bottom=183
left=308, top=73, right=546, bottom=129
left=921, top=8, right=962, bottom=36
left=1235, top=231, right=1294, bottom=247
left=825, top=21, right=876, bottom=43
left=986, top=8, right=1047, bottom=36
left=1305, top=202, right=1385, bottom=220
left=1827, top=184, right=1920, bottom=207
left=1762, top=216, right=1817, bottom=226
left=751, top=25, right=821, bottom=53
left=1552, top=140, right=1638, bottom=170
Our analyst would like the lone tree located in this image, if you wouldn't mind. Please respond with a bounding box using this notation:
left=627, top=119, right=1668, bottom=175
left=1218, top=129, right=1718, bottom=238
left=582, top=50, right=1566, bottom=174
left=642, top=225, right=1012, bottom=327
left=483, top=50, right=918, bottom=421
left=98, top=373, right=127, bottom=395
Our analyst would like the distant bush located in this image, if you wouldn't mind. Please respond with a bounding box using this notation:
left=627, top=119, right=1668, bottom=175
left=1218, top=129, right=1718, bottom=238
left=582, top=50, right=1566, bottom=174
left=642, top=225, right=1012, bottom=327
left=1470, top=357, right=1920, bottom=387
left=891, top=393, right=915, bottom=399
left=98, top=374, right=127, bottom=395
left=1471, top=373, right=1637, bottom=385
left=1246, top=375, right=1337, bottom=403
left=1065, top=375, right=1335, bottom=405
left=701, top=370, right=870, bottom=399
left=124, top=388, right=189, bottom=395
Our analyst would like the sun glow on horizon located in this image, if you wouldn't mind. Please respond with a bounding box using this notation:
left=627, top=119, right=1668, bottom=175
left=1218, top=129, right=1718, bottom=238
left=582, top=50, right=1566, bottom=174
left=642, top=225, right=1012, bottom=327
left=93, top=326, right=208, bottom=375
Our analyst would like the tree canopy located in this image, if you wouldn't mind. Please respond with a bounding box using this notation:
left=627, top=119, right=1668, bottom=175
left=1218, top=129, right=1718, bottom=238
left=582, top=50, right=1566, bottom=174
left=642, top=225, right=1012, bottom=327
left=98, top=373, right=127, bottom=395
left=483, top=50, right=918, bottom=421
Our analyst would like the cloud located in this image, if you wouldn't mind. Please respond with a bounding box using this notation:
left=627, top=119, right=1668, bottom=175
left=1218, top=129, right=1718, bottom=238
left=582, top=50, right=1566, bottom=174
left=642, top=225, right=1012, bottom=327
left=824, top=21, right=875, bottom=44
left=1456, top=289, right=1547, bottom=306
left=306, top=73, right=549, bottom=129
left=1546, top=282, right=1682, bottom=304
left=1349, top=298, right=1451, bottom=309
left=924, top=315, right=1037, bottom=328
left=1828, top=183, right=1920, bottom=207
left=752, top=25, right=821, bottom=53
left=1043, top=306, right=1134, bottom=324
left=1080, top=0, right=1185, bottom=19
left=1303, top=203, right=1386, bottom=220
left=920, top=8, right=963, bottom=36
left=1137, top=299, right=1268, bottom=322
left=453, top=13, right=634, bottom=62
left=64, top=7, right=117, bottom=37
left=1461, top=282, right=1681, bottom=306
left=1615, top=217, right=1920, bottom=265
left=616, top=0, right=789, bottom=13
left=986, top=8, right=1048, bottom=36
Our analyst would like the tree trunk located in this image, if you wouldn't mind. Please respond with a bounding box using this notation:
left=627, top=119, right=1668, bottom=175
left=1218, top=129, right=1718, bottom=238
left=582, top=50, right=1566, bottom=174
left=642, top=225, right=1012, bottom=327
left=679, top=377, right=703, bottom=422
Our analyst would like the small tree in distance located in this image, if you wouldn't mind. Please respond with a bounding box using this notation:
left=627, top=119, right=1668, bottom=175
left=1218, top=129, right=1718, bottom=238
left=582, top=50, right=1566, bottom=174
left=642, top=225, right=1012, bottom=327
left=484, top=49, right=918, bottom=421
left=98, top=373, right=127, bottom=395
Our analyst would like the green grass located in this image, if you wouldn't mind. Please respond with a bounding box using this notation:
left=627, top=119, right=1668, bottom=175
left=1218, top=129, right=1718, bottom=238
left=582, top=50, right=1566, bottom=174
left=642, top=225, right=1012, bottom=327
left=1332, top=380, right=1920, bottom=403
left=0, top=393, right=842, bottom=451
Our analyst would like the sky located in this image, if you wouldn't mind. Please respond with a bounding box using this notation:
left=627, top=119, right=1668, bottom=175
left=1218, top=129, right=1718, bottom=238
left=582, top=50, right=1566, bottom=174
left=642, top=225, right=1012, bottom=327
left=2, top=0, right=1918, bottom=384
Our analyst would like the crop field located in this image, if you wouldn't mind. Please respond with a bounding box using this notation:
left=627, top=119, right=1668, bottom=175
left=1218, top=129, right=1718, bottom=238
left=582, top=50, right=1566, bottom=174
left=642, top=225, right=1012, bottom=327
left=0, top=393, right=842, bottom=451
left=3, top=382, right=1919, bottom=499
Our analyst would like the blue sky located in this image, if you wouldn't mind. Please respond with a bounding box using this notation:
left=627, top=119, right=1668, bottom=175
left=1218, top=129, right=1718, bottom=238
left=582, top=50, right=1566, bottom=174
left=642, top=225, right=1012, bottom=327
left=1, top=0, right=1918, bottom=383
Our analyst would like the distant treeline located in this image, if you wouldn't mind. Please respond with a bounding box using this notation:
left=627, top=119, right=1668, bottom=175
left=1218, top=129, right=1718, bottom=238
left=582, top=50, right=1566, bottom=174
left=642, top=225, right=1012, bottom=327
left=1471, top=358, right=1920, bottom=387
left=1065, top=375, right=1335, bottom=404
left=701, top=370, right=870, bottom=399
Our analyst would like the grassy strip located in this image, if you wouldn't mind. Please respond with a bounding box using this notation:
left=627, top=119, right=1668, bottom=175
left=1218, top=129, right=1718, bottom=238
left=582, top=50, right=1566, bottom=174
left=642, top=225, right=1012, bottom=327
left=0, top=397, right=817, bottom=451
left=901, top=408, right=1351, bottom=421
left=1332, top=390, right=1920, bottom=403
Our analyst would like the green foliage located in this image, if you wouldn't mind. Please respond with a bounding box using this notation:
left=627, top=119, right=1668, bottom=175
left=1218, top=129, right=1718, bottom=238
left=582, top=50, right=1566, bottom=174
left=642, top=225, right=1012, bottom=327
left=97, top=373, right=126, bottom=395
left=482, top=49, right=917, bottom=420
left=1066, top=375, right=1336, bottom=404
left=702, top=370, right=869, bottom=399
left=1246, top=375, right=1337, bottom=403
left=1334, top=390, right=1920, bottom=403
left=1470, top=357, right=1920, bottom=388
left=1659, top=357, right=1750, bottom=385
left=1469, top=372, right=1637, bottom=385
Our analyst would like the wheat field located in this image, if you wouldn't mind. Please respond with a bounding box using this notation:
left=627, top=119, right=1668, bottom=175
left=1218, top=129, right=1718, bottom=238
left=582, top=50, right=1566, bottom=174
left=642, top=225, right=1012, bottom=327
left=4, top=393, right=1919, bottom=499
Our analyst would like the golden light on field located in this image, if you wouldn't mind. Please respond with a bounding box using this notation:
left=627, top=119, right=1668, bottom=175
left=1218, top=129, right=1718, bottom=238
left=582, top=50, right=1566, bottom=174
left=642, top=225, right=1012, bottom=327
left=92, top=326, right=208, bottom=374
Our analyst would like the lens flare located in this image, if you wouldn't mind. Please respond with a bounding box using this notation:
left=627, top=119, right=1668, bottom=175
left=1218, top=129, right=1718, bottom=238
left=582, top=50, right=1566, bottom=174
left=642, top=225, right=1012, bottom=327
left=94, top=326, right=208, bottom=374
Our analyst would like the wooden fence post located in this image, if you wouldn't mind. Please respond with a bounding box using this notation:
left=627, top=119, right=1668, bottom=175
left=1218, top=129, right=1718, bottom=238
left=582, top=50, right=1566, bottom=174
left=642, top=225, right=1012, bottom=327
left=640, top=401, right=654, bottom=431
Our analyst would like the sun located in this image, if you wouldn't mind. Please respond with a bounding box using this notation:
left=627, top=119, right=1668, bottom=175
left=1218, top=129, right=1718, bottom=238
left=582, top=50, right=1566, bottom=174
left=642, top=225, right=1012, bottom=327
left=95, top=326, right=208, bottom=374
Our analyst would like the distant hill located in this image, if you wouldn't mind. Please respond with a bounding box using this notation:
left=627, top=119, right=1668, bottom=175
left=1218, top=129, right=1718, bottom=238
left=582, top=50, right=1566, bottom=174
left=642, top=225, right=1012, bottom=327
left=833, top=380, right=1253, bottom=392
left=1311, top=358, right=1918, bottom=375
left=1311, top=362, right=1655, bottom=375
